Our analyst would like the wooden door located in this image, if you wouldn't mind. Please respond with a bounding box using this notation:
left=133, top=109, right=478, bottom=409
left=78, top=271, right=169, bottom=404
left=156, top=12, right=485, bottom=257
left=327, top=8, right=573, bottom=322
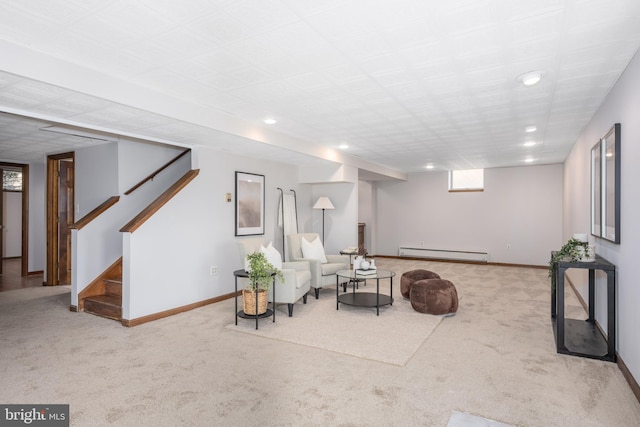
left=58, top=161, right=74, bottom=284
left=46, top=153, right=74, bottom=286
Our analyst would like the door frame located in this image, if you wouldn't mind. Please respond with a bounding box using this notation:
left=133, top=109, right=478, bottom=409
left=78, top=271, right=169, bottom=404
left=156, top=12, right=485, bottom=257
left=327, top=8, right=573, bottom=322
left=46, top=152, right=74, bottom=286
left=0, top=161, right=29, bottom=277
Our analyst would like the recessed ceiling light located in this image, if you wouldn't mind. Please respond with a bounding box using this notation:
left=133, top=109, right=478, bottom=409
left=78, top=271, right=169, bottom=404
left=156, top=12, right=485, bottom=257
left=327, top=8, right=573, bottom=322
left=339, top=144, right=349, bottom=149
left=517, top=71, right=542, bottom=86
left=525, top=157, right=535, bottom=163
left=264, top=118, right=277, bottom=125
left=525, top=125, right=537, bottom=133
left=425, top=164, right=434, bottom=169
left=523, top=141, right=537, bottom=147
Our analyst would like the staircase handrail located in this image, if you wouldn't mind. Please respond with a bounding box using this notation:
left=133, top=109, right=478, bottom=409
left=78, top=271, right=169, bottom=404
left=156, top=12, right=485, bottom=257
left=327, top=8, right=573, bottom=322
left=124, top=148, right=191, bottom=196
left=120, top=169, right=199, bottom=233
left=69, top=196, right=120, bottom=230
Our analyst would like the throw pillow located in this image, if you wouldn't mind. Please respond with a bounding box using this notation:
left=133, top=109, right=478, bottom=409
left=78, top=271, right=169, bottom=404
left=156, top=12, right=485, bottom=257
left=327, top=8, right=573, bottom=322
left=301, top=236, right=328, bottom=263
left=260, top=242, right=283, bottom=270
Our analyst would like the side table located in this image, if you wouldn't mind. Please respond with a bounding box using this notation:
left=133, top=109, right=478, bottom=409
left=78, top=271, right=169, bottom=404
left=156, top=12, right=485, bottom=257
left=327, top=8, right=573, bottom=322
left=234, top=269, right=275, bottom=330
left=550, top=253, right=616, bottom=362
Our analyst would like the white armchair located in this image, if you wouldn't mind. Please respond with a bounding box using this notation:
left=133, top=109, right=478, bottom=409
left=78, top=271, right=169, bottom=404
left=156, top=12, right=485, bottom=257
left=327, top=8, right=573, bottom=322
left=286, top=233, right=349, bottom=299
left=237, top=238, right=311, bottom=317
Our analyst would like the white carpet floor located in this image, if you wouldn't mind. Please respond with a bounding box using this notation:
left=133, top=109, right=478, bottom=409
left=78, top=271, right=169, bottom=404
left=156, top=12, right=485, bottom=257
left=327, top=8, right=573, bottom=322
left=447, top=411, right=514, bottom=427
left=1, top=258, right=639, bottom=426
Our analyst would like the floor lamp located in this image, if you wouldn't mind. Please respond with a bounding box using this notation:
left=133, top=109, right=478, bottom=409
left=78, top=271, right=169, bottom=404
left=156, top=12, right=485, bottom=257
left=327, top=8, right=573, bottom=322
left=313, top=197, right=334, bottom=243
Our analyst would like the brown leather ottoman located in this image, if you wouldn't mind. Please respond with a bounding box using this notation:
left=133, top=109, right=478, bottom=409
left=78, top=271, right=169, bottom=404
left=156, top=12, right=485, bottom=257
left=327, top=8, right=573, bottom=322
left=410, top=278, right=458, bottom=315
left=400, top=269, right=441, bottom=299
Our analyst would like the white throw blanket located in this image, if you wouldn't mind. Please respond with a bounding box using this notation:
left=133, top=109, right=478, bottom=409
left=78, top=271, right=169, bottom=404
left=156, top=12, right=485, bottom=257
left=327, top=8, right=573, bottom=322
left=278, top=193, right=298, bottom=260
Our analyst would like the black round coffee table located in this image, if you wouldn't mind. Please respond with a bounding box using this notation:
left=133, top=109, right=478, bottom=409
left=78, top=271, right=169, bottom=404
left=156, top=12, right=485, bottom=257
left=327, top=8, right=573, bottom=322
left=336, top=269, right=395, bottom=316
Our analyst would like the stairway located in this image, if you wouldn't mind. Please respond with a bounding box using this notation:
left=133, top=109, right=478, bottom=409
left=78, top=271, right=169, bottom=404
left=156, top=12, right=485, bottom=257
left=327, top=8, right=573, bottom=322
left=84, top=278, right=122, bottom=321
left=79, top=257, right=123, bottom=322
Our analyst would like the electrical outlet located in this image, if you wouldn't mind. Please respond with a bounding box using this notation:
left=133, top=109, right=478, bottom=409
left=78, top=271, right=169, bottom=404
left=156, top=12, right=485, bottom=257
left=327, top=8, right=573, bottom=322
left=210, top=266, right=218, bottom=276
left=506, top=244, right=511, bottom=250
left=420, top=241, right=425, bottom=247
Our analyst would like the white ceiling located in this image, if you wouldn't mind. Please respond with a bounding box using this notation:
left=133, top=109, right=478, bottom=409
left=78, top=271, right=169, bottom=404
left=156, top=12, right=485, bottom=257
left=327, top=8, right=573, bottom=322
left=1, top=0, right=640, bottom=177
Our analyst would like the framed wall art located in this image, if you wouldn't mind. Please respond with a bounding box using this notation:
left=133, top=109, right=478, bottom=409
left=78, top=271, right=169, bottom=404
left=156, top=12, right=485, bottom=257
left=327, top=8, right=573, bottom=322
left=235, top=171, right=265, bottom=236
left=590, top=123, right=620, bottom=244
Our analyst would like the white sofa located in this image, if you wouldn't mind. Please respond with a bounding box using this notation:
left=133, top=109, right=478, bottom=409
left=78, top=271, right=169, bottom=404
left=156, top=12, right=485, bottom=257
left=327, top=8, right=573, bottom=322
left=286, top=233, right=349, bottom=299
left=237, top=238, right=311, bottom=317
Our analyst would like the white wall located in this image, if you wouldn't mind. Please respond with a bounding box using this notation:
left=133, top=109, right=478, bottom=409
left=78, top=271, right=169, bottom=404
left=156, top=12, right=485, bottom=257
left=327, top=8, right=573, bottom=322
left=75, top=143, right=118, bottom=217
left=3, top=191, right=21, bottom=257
left=310, top=182, right=358, bottom=255
left=375, top=164, right=564, bottom=265
left=28, top=162, right=45, bottom=272
left=117, top=140, right=186, bottom=195
left=563, top=49, right=640, bottom=381
left=358, top=180, right=374, bottom=253
left=122, top=147, right=311, bottom=320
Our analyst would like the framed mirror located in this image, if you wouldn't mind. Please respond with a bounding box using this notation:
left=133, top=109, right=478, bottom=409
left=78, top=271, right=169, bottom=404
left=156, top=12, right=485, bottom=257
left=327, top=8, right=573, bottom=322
left=602, top=123, right=621, bottom=243
left=590, top=140, right=601, bottom=238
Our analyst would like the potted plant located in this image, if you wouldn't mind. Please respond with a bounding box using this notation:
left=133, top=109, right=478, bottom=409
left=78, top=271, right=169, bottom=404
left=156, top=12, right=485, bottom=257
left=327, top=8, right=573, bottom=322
left=548, top=238, right=591, bottom=278
left=243, top=251, right=283, bottom=315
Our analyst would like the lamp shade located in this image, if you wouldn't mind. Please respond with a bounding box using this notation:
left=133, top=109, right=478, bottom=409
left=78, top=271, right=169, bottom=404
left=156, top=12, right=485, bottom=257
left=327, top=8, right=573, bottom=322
left=313, top=197, right=334, bottom=210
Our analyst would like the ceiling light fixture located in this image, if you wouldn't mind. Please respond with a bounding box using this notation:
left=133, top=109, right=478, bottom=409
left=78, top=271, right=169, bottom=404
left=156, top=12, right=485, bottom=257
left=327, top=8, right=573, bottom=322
left=517, top=71, right=542, bottom=86
left=264, top=118, right=277, bottom=125
left=425, top=164, right=434, bottom=169
left=525, top=157, right=535, bottom=163
left=523, top=141, right=537, bottom=147
left=339, top=144, right=349, bottom=149
left=525, top=125, right=537, bottom=133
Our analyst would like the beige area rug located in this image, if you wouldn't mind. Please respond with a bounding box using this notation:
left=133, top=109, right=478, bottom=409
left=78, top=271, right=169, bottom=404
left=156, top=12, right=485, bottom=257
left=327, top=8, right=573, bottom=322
left=226, top=281, right=447, bottom=366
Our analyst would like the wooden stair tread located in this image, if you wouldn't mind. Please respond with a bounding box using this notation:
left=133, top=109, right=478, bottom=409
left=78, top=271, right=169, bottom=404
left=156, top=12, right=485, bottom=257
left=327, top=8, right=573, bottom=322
left=103, top=279, right=122, bottom=284
left=84, top=295, right=122, bottom=320
left=85, top=294, right=121, bottom=304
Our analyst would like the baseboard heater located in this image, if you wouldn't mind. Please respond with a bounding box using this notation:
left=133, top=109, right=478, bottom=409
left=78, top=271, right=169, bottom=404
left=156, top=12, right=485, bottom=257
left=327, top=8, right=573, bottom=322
left=398, top=247, right=488, bottom=263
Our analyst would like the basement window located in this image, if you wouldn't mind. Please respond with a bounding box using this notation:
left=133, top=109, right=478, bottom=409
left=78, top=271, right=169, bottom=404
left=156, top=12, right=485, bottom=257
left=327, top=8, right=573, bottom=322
left=3, top=169, right=22, bottom=191
left=449, top=169, right=484, bottom=192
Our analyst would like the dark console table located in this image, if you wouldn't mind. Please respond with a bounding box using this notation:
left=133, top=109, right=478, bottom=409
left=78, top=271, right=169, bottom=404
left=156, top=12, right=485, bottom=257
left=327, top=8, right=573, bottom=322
left=550, top=252, right=616, bottom=362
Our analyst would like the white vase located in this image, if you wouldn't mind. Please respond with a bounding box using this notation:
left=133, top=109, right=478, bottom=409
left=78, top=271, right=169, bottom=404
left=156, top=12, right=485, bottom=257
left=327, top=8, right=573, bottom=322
left=581, top=245, right=596, bottom=262
left=353, top=256, right=363, bottom=270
